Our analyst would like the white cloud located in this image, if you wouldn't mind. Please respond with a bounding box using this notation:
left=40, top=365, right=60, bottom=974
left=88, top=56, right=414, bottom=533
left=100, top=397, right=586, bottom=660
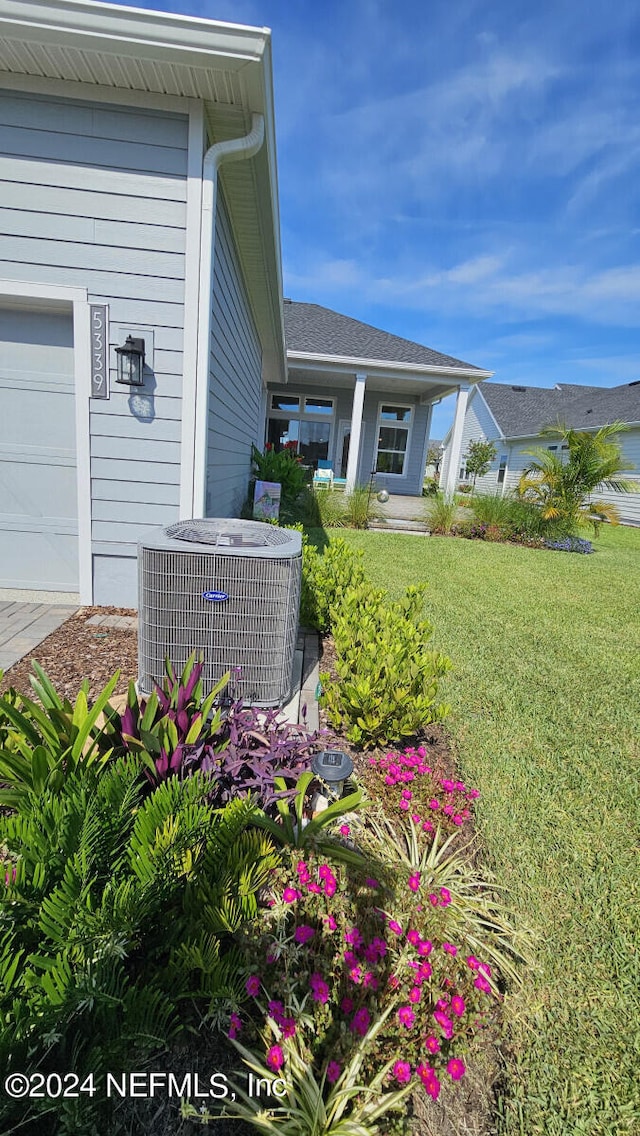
left=285, top=248, right=640, bottom=329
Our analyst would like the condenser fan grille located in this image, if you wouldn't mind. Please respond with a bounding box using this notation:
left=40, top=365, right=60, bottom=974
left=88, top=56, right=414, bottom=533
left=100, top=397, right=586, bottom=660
left=138, top=521, right=302, bottom=706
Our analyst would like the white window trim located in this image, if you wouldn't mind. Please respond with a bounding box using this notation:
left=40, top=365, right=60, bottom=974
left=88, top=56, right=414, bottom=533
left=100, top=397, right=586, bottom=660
left=268, top=393, right=336, bottom=457
left=269, top=393, right=336, bottom=417
left=375, top=400, right=414, bottom=478
left=0, top=279, right=92, bottom=603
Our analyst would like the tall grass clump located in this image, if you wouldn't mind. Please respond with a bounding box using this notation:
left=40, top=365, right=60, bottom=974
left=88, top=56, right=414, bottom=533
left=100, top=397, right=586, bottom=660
left=425, top=492, right=458, bottom=535
left=342, top=483, right=383, bottom=529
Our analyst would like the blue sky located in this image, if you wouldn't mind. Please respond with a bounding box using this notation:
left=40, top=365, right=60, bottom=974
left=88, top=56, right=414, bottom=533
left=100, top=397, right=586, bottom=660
left=116, top=0, right=639, bottom=438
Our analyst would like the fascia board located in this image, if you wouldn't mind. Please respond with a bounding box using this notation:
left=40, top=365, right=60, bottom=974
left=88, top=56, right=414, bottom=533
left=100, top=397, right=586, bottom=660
left=505, top=420, right=640, bottom=441
left=0, top=0, right=269, bottom=72
left=256, top=34, right=285, bottom=377
left=286, top=351, right=492, bottom=382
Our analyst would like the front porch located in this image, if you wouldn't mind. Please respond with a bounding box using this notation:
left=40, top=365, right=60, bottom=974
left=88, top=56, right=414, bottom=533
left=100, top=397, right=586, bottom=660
left=268, top=300, right=492, bottom=499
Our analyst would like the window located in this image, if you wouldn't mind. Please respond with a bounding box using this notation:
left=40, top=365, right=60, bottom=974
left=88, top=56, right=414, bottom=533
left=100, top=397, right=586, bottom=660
left=375, top=404, right=412, bottom=476
left=304, top=397, right=333, bottom=415
left=497, top=454, right=508, bottom=484
left=271, top=395, right=300, bottom=413
left=267, top=392, right=335, bottom=467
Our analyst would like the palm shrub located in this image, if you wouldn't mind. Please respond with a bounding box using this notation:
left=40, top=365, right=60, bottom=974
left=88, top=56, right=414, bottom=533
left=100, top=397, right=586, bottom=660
left=424, top=492, right=458, bottom=535
left=320, top=583, right=451, bottom=747
left=517, top=421, right=638, bottom=536
left=0, top=749, right=278, bottom=1134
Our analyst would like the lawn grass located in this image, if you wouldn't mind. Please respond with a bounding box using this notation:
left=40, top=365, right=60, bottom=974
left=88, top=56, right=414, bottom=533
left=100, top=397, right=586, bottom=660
left=330, top=525, right=640, bottom=1136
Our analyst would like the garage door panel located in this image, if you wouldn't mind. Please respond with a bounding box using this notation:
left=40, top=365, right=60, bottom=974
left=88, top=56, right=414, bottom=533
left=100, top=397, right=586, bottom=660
left=2, top=386, right=77, bottom=450
left=0, top=460, right=78, bottom=521
left=0, top=305, right=78, bottom=591
left=0, top=527, right=78, bottom=590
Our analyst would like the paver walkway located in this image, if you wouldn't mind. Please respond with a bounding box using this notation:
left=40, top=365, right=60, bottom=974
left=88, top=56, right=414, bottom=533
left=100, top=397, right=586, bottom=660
left=0, top=601, right=78, bottom=673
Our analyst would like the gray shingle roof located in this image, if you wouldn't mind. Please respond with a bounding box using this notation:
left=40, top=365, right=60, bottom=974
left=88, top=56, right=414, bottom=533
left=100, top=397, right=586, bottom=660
left=479, top=381, right=640, bottom=437
left=283, top=300, right=486, bottom=372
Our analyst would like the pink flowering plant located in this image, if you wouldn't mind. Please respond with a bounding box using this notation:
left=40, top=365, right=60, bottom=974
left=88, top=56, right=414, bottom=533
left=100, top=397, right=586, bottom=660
left=362, top=748, right=527, bottom=987
left=220, top=826, right=520, bottom=1132
left=367, top=745, right=480, bottom=839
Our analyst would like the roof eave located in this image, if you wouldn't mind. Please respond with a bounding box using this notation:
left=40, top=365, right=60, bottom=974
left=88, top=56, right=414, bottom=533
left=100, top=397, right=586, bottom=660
left=286, top=349, right=492, bottom=382
left=505, top=419, right=640, bottom=441
left=0, top=0, right=270, bottom=69
left=0, top=0, right=286, bottom=382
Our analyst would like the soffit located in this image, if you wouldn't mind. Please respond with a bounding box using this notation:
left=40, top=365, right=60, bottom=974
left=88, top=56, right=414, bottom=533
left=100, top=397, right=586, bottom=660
left=0, top=1, right=286, bottom=381
left=282, top=365, right=458, bottom=402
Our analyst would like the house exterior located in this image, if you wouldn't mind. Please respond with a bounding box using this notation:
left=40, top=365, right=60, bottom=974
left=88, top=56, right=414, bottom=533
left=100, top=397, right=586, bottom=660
left=441, top=380, right=640, bottom=524
left=0, top=0, right=490, bottom=609
left=274, top=301, right=489, bottom=499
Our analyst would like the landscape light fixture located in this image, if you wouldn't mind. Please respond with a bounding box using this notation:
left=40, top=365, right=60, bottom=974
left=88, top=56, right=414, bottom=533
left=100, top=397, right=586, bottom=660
left=311, top=749, right=354, bottom=797
left=115, top=335, right=145, bottom=386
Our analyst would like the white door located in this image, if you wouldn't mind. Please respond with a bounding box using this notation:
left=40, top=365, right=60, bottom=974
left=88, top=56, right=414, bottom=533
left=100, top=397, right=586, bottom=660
left=0, top=304, right=78, bottom=590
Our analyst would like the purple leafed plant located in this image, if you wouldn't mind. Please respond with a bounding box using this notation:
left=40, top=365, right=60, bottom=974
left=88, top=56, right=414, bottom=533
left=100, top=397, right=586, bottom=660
left=115, top=654, right=229, bottom=783
left=202, top=700, right=319, bottom=816
left=111, top=654, right=320, bottom=816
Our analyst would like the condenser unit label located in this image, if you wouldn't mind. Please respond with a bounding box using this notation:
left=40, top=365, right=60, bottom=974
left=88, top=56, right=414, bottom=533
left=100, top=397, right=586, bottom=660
left=202, top=590, right=229, bottom=602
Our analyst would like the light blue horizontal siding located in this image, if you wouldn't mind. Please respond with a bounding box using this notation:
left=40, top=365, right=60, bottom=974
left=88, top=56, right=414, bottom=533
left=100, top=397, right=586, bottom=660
left=91, top=436, right=181, bottom=463
left=91, top=458, right=181, bottom=485
left=92, top=500, right=178, bottom=526
left=92, top=479, right=180, bottom=506
left=0, top=154, right=186, bottom=202
left=206, top=189, right=262, bottom=518
left=89, top=412, right=182, bottom=443
left=0, top=207, right=185, bottom=253
left=0, top=86, right=190, bottom=599
left=1, top=179, right=186, bottom=226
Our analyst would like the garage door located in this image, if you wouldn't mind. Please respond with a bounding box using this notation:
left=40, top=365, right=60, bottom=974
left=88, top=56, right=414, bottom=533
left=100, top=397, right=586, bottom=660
left=0, top=304, right=78, bottom=590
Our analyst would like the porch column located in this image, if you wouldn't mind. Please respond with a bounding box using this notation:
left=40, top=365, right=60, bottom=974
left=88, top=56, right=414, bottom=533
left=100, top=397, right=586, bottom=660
left=345, top=371, right=366, bottom=491
left=443, top=383, right=470, bottom=500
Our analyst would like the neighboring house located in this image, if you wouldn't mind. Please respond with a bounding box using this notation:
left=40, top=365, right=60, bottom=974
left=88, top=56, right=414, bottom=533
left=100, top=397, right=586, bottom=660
left=276, top=301, right=488, bottom=499
left=0, top=0, right=490, bottom=609
left=441, top=380, right=640, bottom=524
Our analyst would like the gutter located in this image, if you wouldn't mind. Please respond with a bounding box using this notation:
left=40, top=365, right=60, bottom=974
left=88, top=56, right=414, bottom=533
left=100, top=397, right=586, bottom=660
left=191, top=114, right=265, bottom=518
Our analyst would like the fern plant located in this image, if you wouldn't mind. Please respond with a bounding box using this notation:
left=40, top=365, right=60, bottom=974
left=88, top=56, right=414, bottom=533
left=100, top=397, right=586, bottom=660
left=0, top=758, right=278, bottom=1134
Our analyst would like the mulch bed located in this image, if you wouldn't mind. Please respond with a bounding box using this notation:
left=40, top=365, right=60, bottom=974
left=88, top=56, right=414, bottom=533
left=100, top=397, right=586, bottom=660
left=0, top=610, right=500, bottom=1136
left=0, top=607, right=138, bottom=702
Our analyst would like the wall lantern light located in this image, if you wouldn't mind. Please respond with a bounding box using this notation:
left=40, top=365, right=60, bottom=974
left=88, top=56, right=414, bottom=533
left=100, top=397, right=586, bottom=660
left=115, top=335, right=145, bottom=386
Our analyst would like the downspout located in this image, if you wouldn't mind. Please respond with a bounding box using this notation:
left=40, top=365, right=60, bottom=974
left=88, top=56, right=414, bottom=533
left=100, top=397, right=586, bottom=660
left=192, top=113, right=265, bottom=517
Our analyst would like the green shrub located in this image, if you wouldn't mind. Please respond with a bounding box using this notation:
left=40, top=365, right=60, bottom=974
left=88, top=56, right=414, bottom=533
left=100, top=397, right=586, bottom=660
left=320, top=583, right=451, bottom=747
left=424, top=492, right=458, bottom=534
left=249, top=445, right=309, bottom=520
left=0, top=747, right=277, bottom=1134
left=422, top=476, right=439, bottom=496
left=300, top=536, right=368, bottom=632
left=457, top=482, right=473, bottom=494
